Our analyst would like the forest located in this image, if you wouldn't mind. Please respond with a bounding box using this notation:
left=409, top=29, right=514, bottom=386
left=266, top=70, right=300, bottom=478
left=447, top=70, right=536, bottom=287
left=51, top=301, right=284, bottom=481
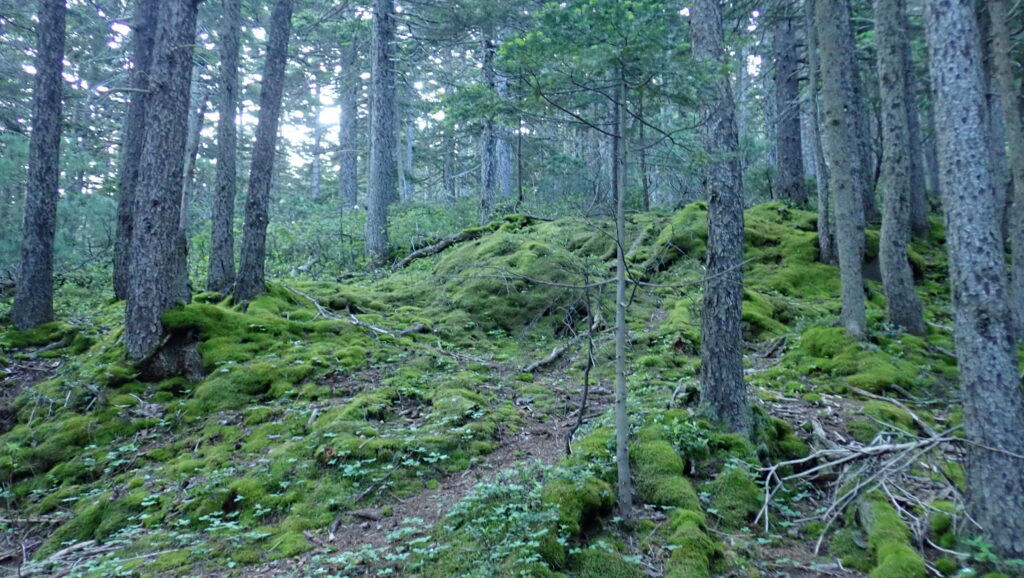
left=1, top=0, right=1023, bottom=576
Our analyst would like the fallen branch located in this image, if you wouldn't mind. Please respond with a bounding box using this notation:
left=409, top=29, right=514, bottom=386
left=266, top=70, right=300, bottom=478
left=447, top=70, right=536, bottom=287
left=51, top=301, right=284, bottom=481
left=525, top=312, right=602, bottom=373
left=847, top=386, right=937, bottom=438
left=392, top=227, right=489, bottom=270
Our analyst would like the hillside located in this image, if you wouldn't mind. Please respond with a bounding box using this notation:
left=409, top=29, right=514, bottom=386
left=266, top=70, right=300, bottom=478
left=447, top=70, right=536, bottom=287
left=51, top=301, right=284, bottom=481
left=0, top=203, right=1011, bottom=577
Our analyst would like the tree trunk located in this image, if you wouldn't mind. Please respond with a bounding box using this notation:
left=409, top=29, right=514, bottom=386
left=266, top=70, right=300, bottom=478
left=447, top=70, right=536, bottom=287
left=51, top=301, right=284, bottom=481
left=365, top=0, right=397, bottom=267
left=611, top=74, right=634, bottom=521
left=978, top=7, right=1013, bottom=237
left=874, top=0, right=926, bottom=336
left=805, top=0, right=834, bottom=266
left=816, top=0, right=867, bottom=338
left=773, top=8, right=806, bottom=205
left=311, top=78, right=323, bottom=202
left=479, top=37, right=497, bottom=224
left=903, top=33, right=931, bottom=239
left=114, top=0, right=157, bottom=301
left=693, top=0, right=750, bottom=437
left=989, top=0, right=1024, bottom=339
left=338, top=27, right=359, bottom=210
left=11, top=0, right=65, bottom=330
left=125, top=0, right=200, bottom=366
left=207, top=0, right=241, bottom=294
left=925, top=0, right=1024, bottom=558
left=235, top=0, right=294, bottom=301
left=181, top=80, right=208, bottom=232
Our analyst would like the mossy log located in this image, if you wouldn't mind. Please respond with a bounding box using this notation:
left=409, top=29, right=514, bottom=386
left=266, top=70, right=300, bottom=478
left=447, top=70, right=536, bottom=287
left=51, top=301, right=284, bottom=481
left=857, top=496, right=926, bottom=578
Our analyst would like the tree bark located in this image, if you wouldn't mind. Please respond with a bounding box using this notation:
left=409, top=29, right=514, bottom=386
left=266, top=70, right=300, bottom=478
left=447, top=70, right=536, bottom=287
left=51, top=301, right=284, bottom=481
left=113, top=0, right=157, bottom=301
left=479, top=37, right=498, bottom=224
left=875, top=0, right=926, bottom=336
left=611, top=74, right=634, bottom=521
left=311, top=78, right=323, bottom=202
left=903, top=31, right=931, bottom=239
left=925, top=0, right=1024, bottom=558
left=772, top=7, right=806, bottom=205
left=365, top=0, right=397, bottom=267
left=816, top=0, right=867, bottom=338
left=11, top=0, right=65, bottom=330
left=989, top=0, right=1024, bottom=339
left=235, top=0, right=294, bottom=301
left=207, top=0, right=241, bottom=294
left=125, top=0, right=200, bottom=363
left=805, top=0, right=834, bottom=265
left=693, top=0, right=750, bottom=436
left=338, top=27, right=360, bottom=210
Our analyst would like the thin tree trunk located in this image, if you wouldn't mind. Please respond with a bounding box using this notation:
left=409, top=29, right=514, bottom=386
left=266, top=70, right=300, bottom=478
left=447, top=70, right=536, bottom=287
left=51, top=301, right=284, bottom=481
left=925, top=0, right=1024, bottom=558
left=181, top=81, right=208, bottom=232
left=11, top=0, right=65, bottom=330
left=978, top=6, right=1013, bottom=237
left=365, top=0, right=397, bottom=266
left=693, top=0, right=750, bottom=437
left=638, top=91, right=651, bottom=212
left=611, top=74, right=634, bottom=521
left=311, top=78, right=323, bottom=202
left=338, top=27, right=359, bottom=210
left=479, top=37, right=497, bottom=224
left=207, top=0, right=241, bottom=293
left=903, top=31, right=930, bottom=239
left=773, top=8, right=806, bottom=205
left=816, top=0, right=867, bottom=338
left=114, top=0, right=157, bottom=301
left=875, top=0, right=926, bottom=336
left=235, top=0, right=294, bottom=300
left=806, top=0, right=834, bottom=265
left=125, top=0, right=201, bottom=367
left=495, top=73, right=513, bottom=201
left=989, top=0, right=1024, bottom=338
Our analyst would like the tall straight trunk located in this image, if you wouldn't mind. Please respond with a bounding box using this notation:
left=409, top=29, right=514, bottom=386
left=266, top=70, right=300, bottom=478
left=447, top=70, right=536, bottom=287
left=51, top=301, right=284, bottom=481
left=398, top=96, right=414, bottom=201
left=311, top=78, right=323, bottom=201
left=773, top=10, right=806, bottom=205
left=816, top=0, right=867, bottom=338
left=874, top=0, right=926, bottom=336
left=923, top=101, right=941, bottom=198
left=611, top=75, right=633, bottom=521
left=365, top=0, right=396, bottom=266
left=338, top=28, right=359, bottom=210
left=495, top=73, right=513, bottom=200
left=638, top=91, right=651, bottom=212
left=181, top=81, right=208, bottom=232
left=11, top=0, right=65, bottom=330
left=978, top=7, right=1013, bottom=235
left=479, top=37, right=497, bottom=224
left=850, top=32, right=878, bottom=223
left=235, top=0, right=294, bottom=300
left=903, top=32, right=931, bottom=238
left=693, top=0, right=750, bottom=436
left=925, top=0, right=1024, bottom=558
left=806, top=0, right=834, bottom=265
left=114, top=0, right=157, bottom=301
left=207, top=0, right=241, bottom=293
left=989, top=0, right=1024, bottom=338
left=125, top=0, right=200, bottom=366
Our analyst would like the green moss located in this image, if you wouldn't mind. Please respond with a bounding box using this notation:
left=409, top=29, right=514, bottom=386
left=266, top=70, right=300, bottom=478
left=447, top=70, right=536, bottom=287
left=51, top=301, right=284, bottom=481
left=540, top=475, right=613, bottom=536
left=742, top=289, right=789, bottom=338
left=863, top=401, right=917, bottom=432
left=573, top=546, right=644, bottom=578
left=706, top=468, right=760, bottom=529
left=150, top=549, right=191, bottom=573
left=830, top=528, right=873, bottom=572
left=870, top=542, right=926, bottom=578
left=863, top=496, right=926, bottom=578
left=664, top=508, right=716, bottom=578
left=268, top=531, right=312, bottom=560
left=849, top=420, right=882, bottom=443
left=652, top=202, right=709, bottom=267
left=631, top=440, right=699, bottom=509
left=3, top=322, right=76, bottom=348
left=934, top=557, right=958, bottom=576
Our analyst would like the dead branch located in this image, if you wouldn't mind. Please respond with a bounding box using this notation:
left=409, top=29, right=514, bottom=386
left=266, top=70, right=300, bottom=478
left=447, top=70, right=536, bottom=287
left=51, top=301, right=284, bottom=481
left=391, top=227, right=489, bottom=270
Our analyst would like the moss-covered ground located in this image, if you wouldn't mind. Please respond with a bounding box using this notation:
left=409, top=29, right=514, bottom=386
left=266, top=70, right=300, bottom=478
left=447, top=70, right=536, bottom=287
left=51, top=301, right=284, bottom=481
left=0, top=205, right=1017, bottom=577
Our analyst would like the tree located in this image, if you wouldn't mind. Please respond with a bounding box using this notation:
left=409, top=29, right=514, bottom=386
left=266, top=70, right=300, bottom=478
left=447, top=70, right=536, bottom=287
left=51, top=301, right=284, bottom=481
left=771, top=3, right=805, bottom=206
left=815, top=0, right=866, bottom=338
left=113, top=0, right=157, bottom=301
left=125, top=0, right=201, bottom=370
left=874, top=0, right=926, bottom=336
left=235, top=0, right=295, bottom=301
left=207, top=0, right=242, bottom=293
left=10, top=0, right=66, bottom=330
left=924, top=0, right=1024, bottom=558
left=804, top=0, right=833, bottom=265
left=366, top=0, right=397, bottom=267
left=693, top=0, right=749, bottom=436
left=337, top=21, right=361, bottom=211
left=989, top=0, right=1024, bottom=338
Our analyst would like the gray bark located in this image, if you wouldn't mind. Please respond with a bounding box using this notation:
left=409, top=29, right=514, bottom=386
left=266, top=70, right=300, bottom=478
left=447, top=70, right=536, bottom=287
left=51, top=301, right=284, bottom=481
left=181, top=80, right=208, bottom=232
left=365, top=0, right=397, bottom=266
left=903, top=32, right=930, bottom=239
left=235, top=0, right=294, bottom=301
left=989, top=0, right=1024, bottom=338
left=875, top=0, right=926, bottom=336
left=816, top=0, right=867, bottom=338
left=611, top=76, right=634, bottom=521
left=978, top=8, right=1013, bottom=235
left=773, top=9, right=806, bottom=205
left=479, top=37, right=497, bottom=224
left=495, top=73, right=514, bottom=201
left=114, top=0, right=157, bottom=301
left=694, top=0, right=750, bottom=436
left=338, top=29, right=359, bottom=210
left=207, top=0, right=241, bottom=294
left=11, top=0, right=65, bottom=330
left=925, top=0, right=1024, bottom=558
left=311, top=78, right=323, bottom=202
left=806, top=0, right=834, bottom=266
left=125, top=0, right=200, bottom=363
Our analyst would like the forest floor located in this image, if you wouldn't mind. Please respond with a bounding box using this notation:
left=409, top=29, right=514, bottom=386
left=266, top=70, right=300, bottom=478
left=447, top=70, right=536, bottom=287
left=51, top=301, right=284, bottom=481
left=1, top=203, right=1016, bottom=577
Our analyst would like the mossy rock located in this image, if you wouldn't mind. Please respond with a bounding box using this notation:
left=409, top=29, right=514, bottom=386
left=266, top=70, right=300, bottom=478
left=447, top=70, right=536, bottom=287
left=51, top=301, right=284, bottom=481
left=830, top=528, right=873, bottom=572
left=540, top=475, right=613, bottom=537
left=267, top=531, right=312, bottom=560
left=664, top=508, right=717, bottom=578
left=706, top=468, right=760, bottom=529
left=631, top=440, right=699, bottom=509
left=860, top=495, right=926, bottom=578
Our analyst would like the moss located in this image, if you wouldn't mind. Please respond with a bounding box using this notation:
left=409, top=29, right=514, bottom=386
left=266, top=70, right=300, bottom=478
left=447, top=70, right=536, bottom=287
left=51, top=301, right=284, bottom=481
left=849, top=420, right=882, bottom=443
left=830, top=528, right=873, bottom=572
left=862, top=401, right=917, bottom=433
left=862, top=496, right=926, bottom=578
left=150, top=549, right=191, bottom=573
left=742, top=289, right=789, bottom=338
left=664, top=508, right=716, bottom=578
left=631, top=440, right=699, bottom=509
left=267, top=531, right=312, bottom=560
left=934, top=557, right=958, bottom=576
left=870, top=543, right=926, bottom=578
left=706, top=468, right=760, bottom=529
left=540, top=475, right=613, bottom=536
left=230, top=548, right=263, bottom=564
left=573, top=546, right=644, bottom=578
left=3, top=322, right=76, bottom=348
